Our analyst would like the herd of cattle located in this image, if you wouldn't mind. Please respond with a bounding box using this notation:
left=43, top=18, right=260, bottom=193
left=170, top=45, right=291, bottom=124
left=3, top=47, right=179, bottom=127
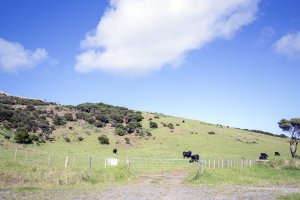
left=182, top=151, right=281, bottom=163
left=182, top=151, right=200, bottom=163
left=113, top=148, right=280, bottom=161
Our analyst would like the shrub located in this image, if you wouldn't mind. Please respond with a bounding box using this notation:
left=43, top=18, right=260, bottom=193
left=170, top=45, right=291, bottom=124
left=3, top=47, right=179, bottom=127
left=29, top=134, right=39, bottom=142
left=14, top=129, right=32, bottom=144
left=116, top=128, right=126, bottom=136
left=78, top=136, right=84, bottom=141
left=126, top=122, right=142, bottom=133
left=182, top=120, right=185, bottom=123
left=26, top=105, right=35, bottom=111
left=64, top=113, right=74, bottom=121
left=3, top=120, right=12, bottom=130
left=154, top=115, right=160, bottom=119
left=125, top=137, right=130, bottom=144
left=98, top=134, right=110, bottom=144
left=95, top=114, right=108, bottom=123
left=146, top=131, right=152, bottom=137
left=94, top=121, right=104, bottom=128
left=53, top=115, right=66, bottom=126
left=176, top=123, right=180, bottom=126
left=148, top=118, right=153, bottom=121
left=150, top=121, right=158, bottom=128
left=85, top=116, right=96, bottom=124
left=64, top=136, right=71, bottom=142
left=208, top=131, right=215, bottom=135
left=167, top=123, right=174, bottom=129
left=4, top=134, right=11, bottom=140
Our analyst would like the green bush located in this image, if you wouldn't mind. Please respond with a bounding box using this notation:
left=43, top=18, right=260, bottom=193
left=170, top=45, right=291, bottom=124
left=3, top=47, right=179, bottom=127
left=53, top=115, right=66, bottom=126
left=150, top=121, right=158, bottom=128
left=98, top=134, right=110, bottom=144
left=64, top=136, right=71, bottom=143
left=126, top=122, right=142, bottom=133
left=14, top=129, right=32, bottom=144
left=29, top=134, right=39, bottom=142
left=125, top=137, right=130, bottom=144
left=94, top=121, right=104, bottom=128
left=4, top=134, right=11, bottom=140
left=116, top=128, right=126, bottom=136
left=85, top=116, right=96, bottom=124
left=64, top=113, right=74, bottom=121
left=78, top=136, right=84, bottom=141
left=167, top=123, right=174, bottom=129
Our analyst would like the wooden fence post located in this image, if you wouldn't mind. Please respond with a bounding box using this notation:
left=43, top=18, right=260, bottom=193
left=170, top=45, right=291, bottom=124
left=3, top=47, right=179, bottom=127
left=65, top=156, right=69, bottom=171
left=14, top=149, right=17, bottom=161
left=213, top=160, right=216, bottom=168
left=72, top=157, right=75, bottom=169
left=89, top=157, right=92, bottom=168
left=208, top=160, right=211, bottom=168
left=48, top=155, right=51, bottom=167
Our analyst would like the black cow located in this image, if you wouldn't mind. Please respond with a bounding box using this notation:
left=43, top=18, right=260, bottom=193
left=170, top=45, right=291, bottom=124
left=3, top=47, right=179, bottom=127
left=275, top=152, right=280, bottom=156
left=189, top=154, right=200, bottom=163
left=259, top=153, right=268, bottom=160
left=113, top=148, right=118, bottom=154
left=183, top=151, right=192, bottom=158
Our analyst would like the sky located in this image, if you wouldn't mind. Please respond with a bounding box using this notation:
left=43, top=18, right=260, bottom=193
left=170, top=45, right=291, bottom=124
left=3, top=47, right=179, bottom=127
left=0, top=0, right=300, bottom=134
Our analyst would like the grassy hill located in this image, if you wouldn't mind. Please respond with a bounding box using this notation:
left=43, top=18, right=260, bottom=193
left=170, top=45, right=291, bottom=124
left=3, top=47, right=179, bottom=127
left=0, top=92, right=298, bottom=189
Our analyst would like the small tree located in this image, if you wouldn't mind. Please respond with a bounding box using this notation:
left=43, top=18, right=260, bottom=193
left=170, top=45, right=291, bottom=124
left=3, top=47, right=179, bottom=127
left=98, top=134, right=110, bottom=145
left=64, top=113, right=74, bottom=121
left=150, top=121, right=158, bottom=128
left=278, top=118, right=300, bottom=158
left=53, top=115, right=66, bottom=126
left=14, top=129, right=32, bottom=144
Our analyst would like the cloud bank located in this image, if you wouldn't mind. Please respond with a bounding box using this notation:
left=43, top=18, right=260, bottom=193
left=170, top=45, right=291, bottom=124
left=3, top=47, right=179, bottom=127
left=274, top=31, right=300, bottom=60
left=76, top=0, right=260, bottom=76
left=0, top=38, right=48, bottom=73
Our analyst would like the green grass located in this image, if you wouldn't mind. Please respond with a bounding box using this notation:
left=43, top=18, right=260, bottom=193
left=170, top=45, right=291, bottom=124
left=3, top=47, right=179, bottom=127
left=0, top=159, right=134, bottom=189
left=186, top=163, right=300, bottom=186
left=0, top=112, right=295, bottom=188
left=278, top=193, right=300, bottom=200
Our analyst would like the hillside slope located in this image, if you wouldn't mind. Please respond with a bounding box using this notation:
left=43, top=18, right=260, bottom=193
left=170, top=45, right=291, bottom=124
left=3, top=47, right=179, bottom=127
left=0, top=92, right=289, bottom=161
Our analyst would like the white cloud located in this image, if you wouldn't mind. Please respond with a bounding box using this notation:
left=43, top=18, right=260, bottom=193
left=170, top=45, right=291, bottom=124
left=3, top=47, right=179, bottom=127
left=0, top=38, right=48, bottom=73
left=76, top=0, right=260, bottom=76
left=274, top=31, right=300, bottom=60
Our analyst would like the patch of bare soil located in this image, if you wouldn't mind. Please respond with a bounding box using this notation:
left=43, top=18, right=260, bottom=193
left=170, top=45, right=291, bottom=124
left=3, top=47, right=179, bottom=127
left=0, top=170, right=299, bottom=200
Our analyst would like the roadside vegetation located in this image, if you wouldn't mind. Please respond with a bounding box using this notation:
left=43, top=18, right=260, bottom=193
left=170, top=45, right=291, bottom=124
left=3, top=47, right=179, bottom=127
left=0, top=92, right=299, bottom=191
left=186, top=159, right=300, bottom=186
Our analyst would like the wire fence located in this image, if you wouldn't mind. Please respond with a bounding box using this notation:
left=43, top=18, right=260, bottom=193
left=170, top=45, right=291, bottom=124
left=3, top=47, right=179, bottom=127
left=1, top=148, right=257, bottom=173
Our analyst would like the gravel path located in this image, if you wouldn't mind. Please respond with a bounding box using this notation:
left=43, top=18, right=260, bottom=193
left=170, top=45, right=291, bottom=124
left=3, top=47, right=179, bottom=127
left=0, top=170, right=299, bottom=200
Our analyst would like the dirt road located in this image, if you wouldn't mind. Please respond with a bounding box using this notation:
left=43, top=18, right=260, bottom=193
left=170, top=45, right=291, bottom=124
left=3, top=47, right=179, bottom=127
left=0, top=170, right=299, bottom=200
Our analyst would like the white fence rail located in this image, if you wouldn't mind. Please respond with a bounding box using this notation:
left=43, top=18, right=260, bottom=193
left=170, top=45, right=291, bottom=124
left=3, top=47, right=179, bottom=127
left=2, top=149, right=256, bottom=172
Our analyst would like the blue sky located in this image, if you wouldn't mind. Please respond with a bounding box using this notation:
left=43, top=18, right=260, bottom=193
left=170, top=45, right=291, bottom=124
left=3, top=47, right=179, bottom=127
left=0, top=0, right=300, bottom=134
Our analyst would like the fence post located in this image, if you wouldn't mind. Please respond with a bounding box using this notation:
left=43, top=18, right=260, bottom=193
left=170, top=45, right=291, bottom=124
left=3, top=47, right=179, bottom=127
left=14, top=149, right=17, bottom=161
left=208, top=160, right=211, bottom=168
left=89, top=157, right=92, bottom=168
left=48, top=155, right=51, bottom=167
left=213, top=160, right=215, bottom=168
left=126, top=158, right=131, bottom=171
left=65, top=156, right=69, bottom=171
left=198, top=160, right=204, bottom=176
left=72, top=157, right=75, bottom=169
left=222, top=160, right=224, bottom=168
left=25, top=151, right=28, bottom=165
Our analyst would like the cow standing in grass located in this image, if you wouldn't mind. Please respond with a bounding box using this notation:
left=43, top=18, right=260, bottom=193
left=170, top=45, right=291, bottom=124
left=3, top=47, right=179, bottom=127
left=183, top=151, right=192, bottom=158
left=189, top=154, right=200, bottom=163
left=113, top=148, right=118, bottom=154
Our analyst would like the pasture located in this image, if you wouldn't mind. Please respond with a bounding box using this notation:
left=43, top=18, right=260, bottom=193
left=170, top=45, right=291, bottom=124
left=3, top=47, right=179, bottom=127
left=0, top=112, right=296, bottom=191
